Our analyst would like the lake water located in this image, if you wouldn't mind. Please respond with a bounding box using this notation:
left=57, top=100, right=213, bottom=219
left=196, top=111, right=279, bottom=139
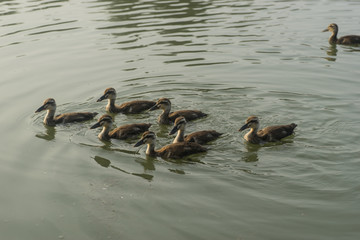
left=1, top=0, right=360, bottom=239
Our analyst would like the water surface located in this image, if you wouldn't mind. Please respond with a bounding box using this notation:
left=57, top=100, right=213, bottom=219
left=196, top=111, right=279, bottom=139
left=1, top=0, right=360, bottom=239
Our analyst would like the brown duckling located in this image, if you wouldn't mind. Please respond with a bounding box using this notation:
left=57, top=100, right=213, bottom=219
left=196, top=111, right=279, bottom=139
left=90, top=114, right=151, bottom=141
left=97, top=87, right=155, bottom=114
left=323, top=23, right=360, bottom=45
left=35, top=98, right=98, bottom=126
left=134, top=131, right=207, bottom=159
left=169, top=116, right=222, bottom=144
left=239, top=116, right=297, bottom=144
left=149, top=98, right=207, bottom=125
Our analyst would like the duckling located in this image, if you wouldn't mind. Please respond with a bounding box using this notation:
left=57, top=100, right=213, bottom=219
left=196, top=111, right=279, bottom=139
left=35, top=98, right=98, bottom=126
left=323, top=23, right=360, bottom=45
left=90, top=114, right=151, bottom=141
left=149, top=98, right=207, bottom=125
left=239, top=116, right=297, bottom=144
left=134, top=131, right=207, bottom=159
left=97, top=87, right=156, bottom=114
left=169, top=116, right=222, bottom=144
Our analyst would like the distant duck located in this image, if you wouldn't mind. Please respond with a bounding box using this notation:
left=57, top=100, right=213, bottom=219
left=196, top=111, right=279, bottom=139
left=149, top=98, right=207, bottom=125
left=35, top=98, right=98, bottom=126
left=239, top=116, right=297, bottom=144
left=90, top=114, right=151, bottom=141
left=169, top=116, right=222, bottom=144
left=97, top=87, right=156, bottom=114
left=323, top=23, right=360, bottom=45
left=134, top=131, right=207, bottom=159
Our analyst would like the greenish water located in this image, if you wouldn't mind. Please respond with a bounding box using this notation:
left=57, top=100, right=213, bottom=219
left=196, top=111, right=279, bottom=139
left=1, top=0, right=360, bottom=239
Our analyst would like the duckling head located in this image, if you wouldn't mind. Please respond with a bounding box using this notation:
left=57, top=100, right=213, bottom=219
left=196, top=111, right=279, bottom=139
left=169, top=116, right=186, bottom=135
left=149, top=98, right=171, bottom=111
left=35, top=98, right=56, bottom=113
left=90, top=114, right=113, bottom=129
left=323, top=23, right=338, bottom=33
left=239, top=116, right=259, bottom=132
left=97, top=87, right=116, bottom=102
left=134, top=131, right=156, bottom=147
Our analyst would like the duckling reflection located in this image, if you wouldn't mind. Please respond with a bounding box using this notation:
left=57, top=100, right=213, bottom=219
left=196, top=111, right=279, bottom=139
left=323, top=44, right=337, bottom=62
left=325, top=44, right=337, bottom=57
left=242, top=151, right=259, bottom=163
left=149, top=98, right=207, bottom=125
left=35, top=125, right=56, bottom=141
left=169, top=116, right=222, bottom=144
left=90, top=114, right=151, bottom=141
left=135, top=156, right=156, bottom=172
left=97, top=87, right=155, bottom=114
left=323, top=23, right=360, bottom=45
left=35, top=98, right=98, bottom=126
left=134, top=131, right=207, bottom=159
left=93, top=156, right=153, bottom=181
left=239, top=116, right=297, bottom=144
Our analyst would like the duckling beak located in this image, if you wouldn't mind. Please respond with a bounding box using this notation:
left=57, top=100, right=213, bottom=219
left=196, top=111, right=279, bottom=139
left=35, top=105, right=46, bottom=113
left=169, top=125, right=179, bottom=135
left=149, top=104, right=159, bottom=111
left=90, top=122, right=101, bottom=129
left=322, top=28, right=329, bottom=32
left=134, top=139, right=145, bottom=147
left=239, top=123, right=249, bottom=132
left=96, top=94, right=106, bottom=102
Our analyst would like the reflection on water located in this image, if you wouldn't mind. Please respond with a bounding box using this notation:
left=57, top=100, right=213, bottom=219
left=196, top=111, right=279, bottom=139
left=240, top=136, right=296, bottom=162
left=93, top=155, right=154, bottom=181
left=323, top=43, right=360, bottom=61
left=135, top=155, right=156, bottom=171
left=93, top=0, right=263, bottom=68
left=322, top=44, right=337, bottom=61
left=35, top=125, right=56, bottom=141
left=240, top=140, right=263, bottom=162
left=94, top=155, right=111, bottom=167
left=168, top=168, right=186, bottom=174
left=241, top=144, right=260, bottom=162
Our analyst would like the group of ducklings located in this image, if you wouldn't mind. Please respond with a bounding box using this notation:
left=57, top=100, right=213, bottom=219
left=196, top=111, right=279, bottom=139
left=35, top=87, right=297, bottom=159
left=35, top=23, right=360, bottom=158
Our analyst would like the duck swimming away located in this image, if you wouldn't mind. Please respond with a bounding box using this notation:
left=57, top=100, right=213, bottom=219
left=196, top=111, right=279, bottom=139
left=149, top=98, right=207, bottom=125
left=323, top=23, right=360, bottom=45
left=134, top=131, right=207, bottom=159
left=35, top=98, right=98, bottom=126
left=97, top=87, right=156, bottom=114
left=239, top=116, right=297, bottom=144
left=90, top=114, right=151, bottom=141
left=169, top=116, right=222, bottom=144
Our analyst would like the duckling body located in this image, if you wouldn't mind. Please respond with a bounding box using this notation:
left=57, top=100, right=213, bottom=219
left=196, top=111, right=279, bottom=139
left=149, top=98, right=207, bottom=125
left=35, top=98, right=98, bottom=126
left=239, top=116, right=297, bottom=144
left=323, top=23, right=360, bottom=45
left=97, top=88, right=155, bottom=114
left=169, top=116, right=222, bottom=144
left=90, top=114, right=151, bottom=141
left=134, top=131, right=207, bottom=159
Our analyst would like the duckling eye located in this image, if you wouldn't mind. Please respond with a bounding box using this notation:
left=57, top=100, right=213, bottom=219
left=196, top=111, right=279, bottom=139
left=101, top=119, right=110, bottom=124
left=145, top=134, right=155, bottom=139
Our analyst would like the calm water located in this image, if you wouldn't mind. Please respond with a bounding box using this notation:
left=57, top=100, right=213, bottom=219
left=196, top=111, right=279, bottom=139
left=1, top=0, right=360, bottom=239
